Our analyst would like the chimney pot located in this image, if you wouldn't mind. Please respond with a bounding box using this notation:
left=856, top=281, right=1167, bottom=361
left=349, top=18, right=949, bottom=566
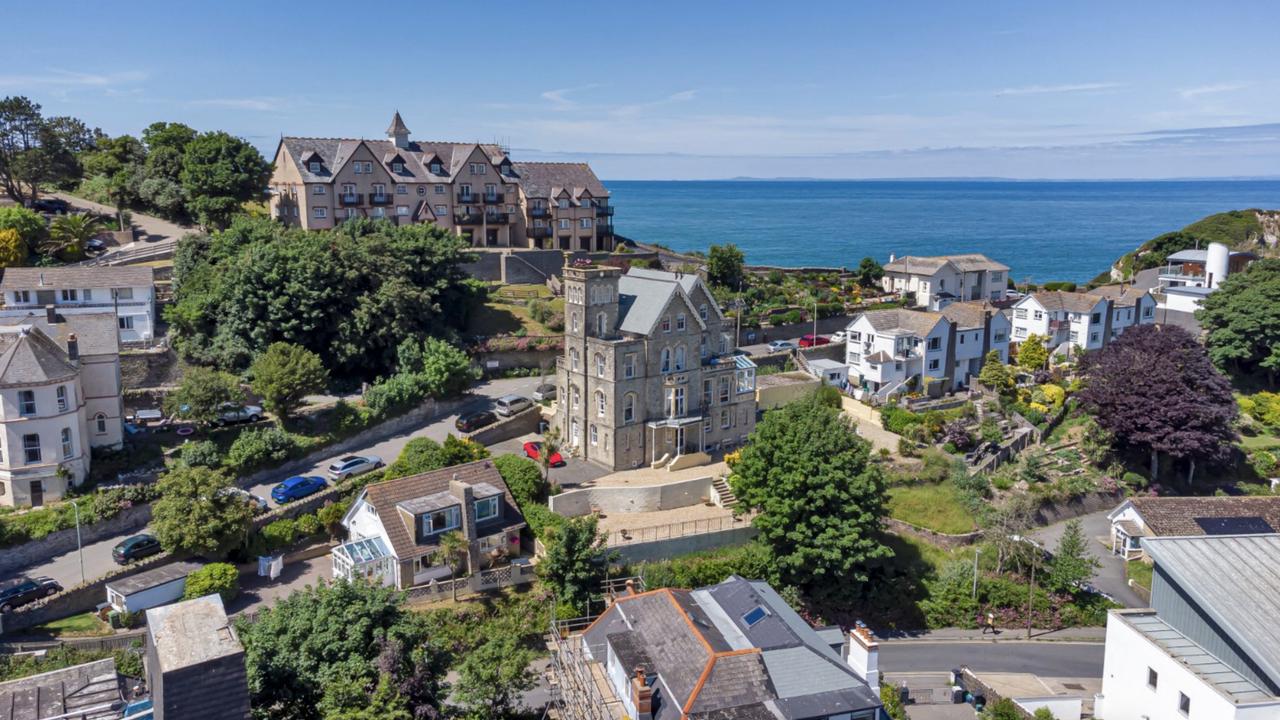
left=45, top=305, right=56, bottom=323
left=67, top=333, right=79, bottom=362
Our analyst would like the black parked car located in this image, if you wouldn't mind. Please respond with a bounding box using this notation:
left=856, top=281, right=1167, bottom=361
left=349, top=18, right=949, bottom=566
left=28, top=198, right=69, bottom=214
left=456, top=410, right=498, bottom=433
left=112, top=534, right=162, bottom=564
left=0, top=576, right=62, bottom=612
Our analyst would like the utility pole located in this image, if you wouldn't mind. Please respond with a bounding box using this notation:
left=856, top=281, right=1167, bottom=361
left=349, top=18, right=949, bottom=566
left=971, top=548, right=981, bottom=600
left=71, top=499, right=84, bottom=585
left=1026, top=552, right=1036, bottom=640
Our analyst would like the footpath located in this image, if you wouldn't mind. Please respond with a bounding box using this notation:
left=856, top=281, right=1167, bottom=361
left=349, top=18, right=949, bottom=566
left=879, top=626, right=1106, bottom=643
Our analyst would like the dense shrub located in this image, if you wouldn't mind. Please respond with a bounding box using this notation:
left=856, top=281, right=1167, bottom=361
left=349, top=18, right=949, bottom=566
left=0, top=484, right=159, bottom=548
left=493, top=454, right=546, bottom=508
left=627, top=542, right=775, bottom=591
left=183, top=562, right=240, bottom=603
left=260, top=518, right=298, bottom=552
left=226, top=427, right=299, bottom=472
left=0, top=206, right=47, bottom=246
left=179, top=440, right=221, bottom=468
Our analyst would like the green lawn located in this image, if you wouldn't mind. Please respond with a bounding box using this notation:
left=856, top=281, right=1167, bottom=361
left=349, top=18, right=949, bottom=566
left=887, top=483, right=978, bottom=535
left=1127, top=559, right=1154, bottom=591
left=468, top=296, right=565, bottom=337
left=31, top=612, right=113, bottom=637
left=1240, top=432, right=1280, bottom=451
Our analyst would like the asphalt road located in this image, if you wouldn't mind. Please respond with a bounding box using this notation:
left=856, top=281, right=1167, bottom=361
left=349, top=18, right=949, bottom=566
left=10, top=376, right=545, bottom=590
left=1030, top=509, right=1147, bottom=608
left=880, top=640, right=1105, bottom=678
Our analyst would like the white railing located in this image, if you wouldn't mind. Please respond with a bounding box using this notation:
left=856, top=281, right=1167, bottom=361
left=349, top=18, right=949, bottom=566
left=402, top=562, right=536, bottom=604
left=605, top=513, right=753, bottom=547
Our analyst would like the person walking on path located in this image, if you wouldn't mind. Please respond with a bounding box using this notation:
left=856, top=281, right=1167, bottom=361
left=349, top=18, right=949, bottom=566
left=982, top=611, right=998, bottom=635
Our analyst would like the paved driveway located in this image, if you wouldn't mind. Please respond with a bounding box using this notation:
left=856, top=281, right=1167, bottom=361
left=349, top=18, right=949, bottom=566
left=881, top=639, right=1104, bottom=677
left=8, top=376, right=547, bottom=590
left=1031, top=509, right=1147, bottom=608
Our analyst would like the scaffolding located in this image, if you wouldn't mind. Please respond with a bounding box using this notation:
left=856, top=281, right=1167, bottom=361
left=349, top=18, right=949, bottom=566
left=544, top=577, right=646, bottom=720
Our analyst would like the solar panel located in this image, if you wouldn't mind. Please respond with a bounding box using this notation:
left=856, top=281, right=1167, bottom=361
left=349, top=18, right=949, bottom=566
left=1194, top=516, right=1274, bottom=535
left=743, top=606, right=769, bottom=627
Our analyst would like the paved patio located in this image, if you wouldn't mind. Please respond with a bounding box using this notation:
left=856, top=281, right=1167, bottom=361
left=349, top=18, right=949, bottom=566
left=579, top=460, right=730, bottom=488
left=595, top=502, right=744, bottom=544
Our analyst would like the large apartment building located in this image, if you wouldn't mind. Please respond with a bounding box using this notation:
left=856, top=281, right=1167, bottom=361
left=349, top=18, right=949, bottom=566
left=881, top=253, right=1010, bottom=310
left=553, top=262, right=757, bottom=471
left=268, top=113, right=615, bottom=251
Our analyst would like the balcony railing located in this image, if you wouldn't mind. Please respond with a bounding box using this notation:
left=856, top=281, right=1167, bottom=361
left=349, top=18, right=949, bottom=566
left=529, top=207, right=550, bottom=218
left=456, top=193, right=476, bottom=204
left=368, top=192, right=392, bottom=206
left=595, top=205, right=614, bottom=217
left=455, top=212, right=510, bottom=225
left=482, top=193, right=504, bottom=204
left=529, top=226, right=552, bottom=239
left=339, top=193, right=363, bottom=206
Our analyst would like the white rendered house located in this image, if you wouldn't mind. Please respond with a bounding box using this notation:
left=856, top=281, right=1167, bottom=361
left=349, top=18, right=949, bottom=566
left=844, top=308, right=951, bottom=400
left=1009, top=289, right=1154, bottom=356
left=939, top=301, right=1011, bottom=388
left=881, top=254, right=1009, bottom=310
left=0, top=311, right=124, bottom=507
left=0, top=266, right=157, bottom=343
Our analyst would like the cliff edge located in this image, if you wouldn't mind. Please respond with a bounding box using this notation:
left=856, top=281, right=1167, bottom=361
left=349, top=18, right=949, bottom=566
left=1101, top=209, right=1280, bottom=283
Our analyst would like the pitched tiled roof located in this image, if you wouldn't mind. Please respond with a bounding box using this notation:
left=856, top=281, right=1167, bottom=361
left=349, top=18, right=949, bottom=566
left=386, top=111, right=410, bottom=136
left=511, top=161, right=609, bottom=199
left=884, top=253, right=1008, bottom=274
left=0, top=265, right=154, bottom=291
left=940, top=300, right=999, bottom=330
left=0, top=312, right=119, bottom=357
left=0, top=325, right=78, bottom=386
left=360, top=459, right=525, bottom=561
left=858, top=308, right=946, bottom=337
left=279, top=136, right=508, bottom=184
left=1129, top=496, right=1280, bottom=537
left=1087, top=284, right=1150, bottom=308
left=616, top=268, right=707, bottom=336
left=1027, top=290, right=1106, bottom=314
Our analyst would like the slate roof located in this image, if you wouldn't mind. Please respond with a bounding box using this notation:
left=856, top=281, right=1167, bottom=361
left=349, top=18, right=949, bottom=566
left=0, top=266, right=154, bottom=291
left=146, top=594, right=251, bottom=720
left=940, top=300, right=999, bottom=330
left=0, top=312, right=120, bottom=357
left=1143, top=534, right=1280, bottom=691
left=0, top=325, right=78, bottom=386
left=884, top=253, right=1008, bottom=274
left=279, top=136, right=508, bottom=184
left=1086, top=284, right=1150, bottom=308
left=853, top=308, right=946, bottom=337
left=0, top=658, right=123, bottom=720
left=615, top=269, right=707, bottom=337
left=360, top=459, right=525, bottom=562
left=511, top=161, right=609, bottom=200
left=106, top=561, right=201, bottom=596
left=580, top=576, right=880, bottom=719
left=1024, top=290, right=1106, bottom=314
left=1126, top=496, right=1280, bottom=537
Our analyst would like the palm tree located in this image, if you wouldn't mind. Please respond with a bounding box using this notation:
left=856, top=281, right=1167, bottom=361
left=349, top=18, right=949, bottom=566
left=539, top=426, right=562, bottom=491
left=437, top=530, right=470, bottom=601
left=44, top=213, right=103, bottom=258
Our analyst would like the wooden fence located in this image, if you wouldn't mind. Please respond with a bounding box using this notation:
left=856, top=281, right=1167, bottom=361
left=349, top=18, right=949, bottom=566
left=403, top=562, right=537, bottom=605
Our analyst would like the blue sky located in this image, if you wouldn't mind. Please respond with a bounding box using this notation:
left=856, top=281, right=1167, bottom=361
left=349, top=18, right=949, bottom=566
left=5, top=0, right=1279, bottom=179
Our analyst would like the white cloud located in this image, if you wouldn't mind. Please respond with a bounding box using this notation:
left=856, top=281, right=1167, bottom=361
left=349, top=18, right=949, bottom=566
left=611, top=89, right=697, bottom=117
left=1178, top=82, right=1251, bottom=100
left=995, top=82, right=1122, bottom=97
left=539, top=84, right=599, bottom=110
left=0, top=68, right=147, bottom=88
left=188, top=97, right=285, bottom=111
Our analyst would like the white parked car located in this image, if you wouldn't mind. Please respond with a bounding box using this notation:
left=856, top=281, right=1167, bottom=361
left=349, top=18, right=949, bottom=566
left=829, top=330, right=848, bottom=343
left=495, top=395, right=533, bottom=417
left=326, top=454, right=384, bottom=481
left=767, top=340, right=798, bottom=353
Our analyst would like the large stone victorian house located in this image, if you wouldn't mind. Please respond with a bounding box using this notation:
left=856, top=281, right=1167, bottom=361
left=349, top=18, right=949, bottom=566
left=554, top=261, right=757, bottom=471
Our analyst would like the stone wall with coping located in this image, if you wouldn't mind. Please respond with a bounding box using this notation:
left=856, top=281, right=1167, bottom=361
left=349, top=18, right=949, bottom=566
left=548, top=476, right=716, bottom=517
left=463, top=405, right=542, bottom=446
left=611, top=525, right=758, bottom=564
left=0, top=503, right=153, bottom=577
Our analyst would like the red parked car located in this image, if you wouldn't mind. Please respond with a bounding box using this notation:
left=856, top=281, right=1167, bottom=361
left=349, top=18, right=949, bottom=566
left=798, top=334, right=831, bottom=347
left=522, top=441, right=566, bottom=467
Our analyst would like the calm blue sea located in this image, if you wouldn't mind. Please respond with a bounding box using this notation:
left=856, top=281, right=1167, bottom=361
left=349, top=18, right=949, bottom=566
left=607, top=180, right=1280, bottom=283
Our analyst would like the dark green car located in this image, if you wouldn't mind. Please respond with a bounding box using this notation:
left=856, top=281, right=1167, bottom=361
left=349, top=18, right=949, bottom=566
left=112, top=534, right=162, bottom=564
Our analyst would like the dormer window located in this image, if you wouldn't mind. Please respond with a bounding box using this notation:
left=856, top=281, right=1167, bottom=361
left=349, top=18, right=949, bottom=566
left=392, top=161, right=404, bottom=173
left=475, top=496, right=499, bottom=522
left=422, top=506, right=461, bottom=535
left=308, top=161, right=321, bottom=173
left=430, top=161, right=443, bottom=174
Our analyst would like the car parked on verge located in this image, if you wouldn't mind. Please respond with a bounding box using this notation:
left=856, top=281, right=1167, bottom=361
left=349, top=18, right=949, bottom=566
left=326, top=455, right=383, bottom=481
left=495, top=395, right=533, bottom=417
left=532, top=383, right=557, bottom=402
left=216, top=403, right=263, bottom=425
left=0, top=576, right=62, bottom=612
left=767, top=340, right=798, bottom=353
left=113, top=534, right=162, bottom=564
left=271, top=475, right=328, bottom=504
left=220, top=487, right=270, bottom=514
left=522, top=441, right=565, bottom=467
left=798, top=334, right=831, bottom=348
left=456, top=410, right=498, bottom=433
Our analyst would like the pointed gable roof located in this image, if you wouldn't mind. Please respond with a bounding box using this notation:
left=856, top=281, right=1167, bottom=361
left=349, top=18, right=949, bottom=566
left=0, top=325, right=78, bottom=386
left=615, top=268, right=708, bottom=336
left=386, top=111, right=410, bottom=137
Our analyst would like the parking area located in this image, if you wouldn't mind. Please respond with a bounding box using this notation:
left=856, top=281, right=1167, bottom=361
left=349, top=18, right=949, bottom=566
left=488, top=432, right=611, bottom=488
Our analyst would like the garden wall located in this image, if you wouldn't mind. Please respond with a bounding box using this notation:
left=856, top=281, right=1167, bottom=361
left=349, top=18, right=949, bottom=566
left=885, top=518, right=982, bottom=548
left=463, top=406, right=542, bottom=446
left=0, top=504, right=153, bottom=577
left=610, top=525, right=758, bottom=564
left=1033, top=490, right=1124, bottom=526
left=549, top=476, right=716, bottom=517
left=475, top=349, right=559, bottom=374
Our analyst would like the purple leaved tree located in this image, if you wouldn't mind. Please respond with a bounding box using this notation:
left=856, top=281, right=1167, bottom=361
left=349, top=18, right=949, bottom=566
left=1077, top=324, right=1237, bottom=488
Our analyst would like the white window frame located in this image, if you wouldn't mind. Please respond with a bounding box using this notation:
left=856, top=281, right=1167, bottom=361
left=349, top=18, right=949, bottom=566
left=19, top=390, right=35, bottom=416
left=56, top=386, right=68, bottom=412
left=312, top=185, right=326, bottom=195
left=396, top=184, right=407, bottom=195
left=308, top=161, right=321, bottom=173
left=95, top=413, right=107, bottom=434
left=313, top=207, right=328, bottom=219
left=23, top=433, right=40, bottom=464
left=596, top=390, right=606, bottom=417
left=61, top=427, right=73, bottom=459
left=475, top=496, right=499, bottom=522
left=423, top=506, right=461, bottom=535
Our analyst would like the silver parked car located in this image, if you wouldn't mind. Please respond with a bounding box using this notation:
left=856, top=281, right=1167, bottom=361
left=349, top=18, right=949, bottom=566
left=326, top=454, right=384, bottom=481
left=532, top=383, right=557, bottom=402
left=495, top=395, right=533, bottom=417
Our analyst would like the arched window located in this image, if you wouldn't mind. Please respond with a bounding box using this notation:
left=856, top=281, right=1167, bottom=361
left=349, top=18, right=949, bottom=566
left=623, top=393, right=636, bottom=424
left=595, top=390, right=606, bottom=417
left=571, top=386, right=580, bottom=410
left=596, top=313, right=607, bottom=337
left=660, top=347, right=672, bottom=373
left=571, top=348, right=580, bottom=370
left=94, top=413, right=107, bottom=434
left=595, top=353, right=606, bottom=377
left=589, top=424, right=599, bottom=446
left=572, top=312, right=580, bottom=333
left=674, top=345, right=686, bottom=371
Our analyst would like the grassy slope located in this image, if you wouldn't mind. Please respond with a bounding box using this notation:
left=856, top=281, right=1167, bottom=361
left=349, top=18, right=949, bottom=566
left=1102, top=209, right=1270, bottom=283
left=887, top=483, right=978, bottom=534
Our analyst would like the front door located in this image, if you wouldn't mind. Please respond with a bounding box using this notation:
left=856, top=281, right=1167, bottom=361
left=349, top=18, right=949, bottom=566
left=29, top=480, right=43, bottom=507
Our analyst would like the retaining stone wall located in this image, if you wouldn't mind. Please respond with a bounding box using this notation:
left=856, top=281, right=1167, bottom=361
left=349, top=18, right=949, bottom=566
left=611, top=525, right=758, bottom=564
left=549, top=476, right=715, bottom=517
left=0, top=504, right=153, bottom=577
left=1, top=551, right=179, bottom=635
left=463, top=405, right=542, bottom=446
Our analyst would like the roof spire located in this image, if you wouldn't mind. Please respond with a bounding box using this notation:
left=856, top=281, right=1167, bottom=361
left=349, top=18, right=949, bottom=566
left=387, top=111, right=410, bottom=137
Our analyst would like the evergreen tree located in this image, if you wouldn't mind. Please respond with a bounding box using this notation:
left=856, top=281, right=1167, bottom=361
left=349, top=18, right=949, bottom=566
left=1046, top=519, right=1101, bottom=593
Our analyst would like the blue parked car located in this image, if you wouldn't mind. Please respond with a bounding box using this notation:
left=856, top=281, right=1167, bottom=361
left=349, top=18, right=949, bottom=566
left=271, top=475, right=327, bottom=504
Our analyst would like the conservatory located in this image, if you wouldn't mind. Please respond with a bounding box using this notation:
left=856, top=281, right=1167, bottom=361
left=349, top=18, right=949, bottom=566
left=332, top=536, right=395, bottom=587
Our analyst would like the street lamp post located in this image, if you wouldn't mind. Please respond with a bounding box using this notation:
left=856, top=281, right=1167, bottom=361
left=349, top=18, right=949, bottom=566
left=1026, top=552, right=1036, bottom=640
left=971, top=548, right=981, bottom=600
left=70, top=499, right=84, bottom=585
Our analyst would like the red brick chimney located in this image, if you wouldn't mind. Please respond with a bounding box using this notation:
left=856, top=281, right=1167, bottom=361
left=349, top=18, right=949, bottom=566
left=631, top=667, right=653, bottom=720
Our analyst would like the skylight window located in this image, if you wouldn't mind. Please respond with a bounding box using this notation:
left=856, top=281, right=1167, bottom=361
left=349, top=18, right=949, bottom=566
left=742, top=606, right=769, bottom=627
